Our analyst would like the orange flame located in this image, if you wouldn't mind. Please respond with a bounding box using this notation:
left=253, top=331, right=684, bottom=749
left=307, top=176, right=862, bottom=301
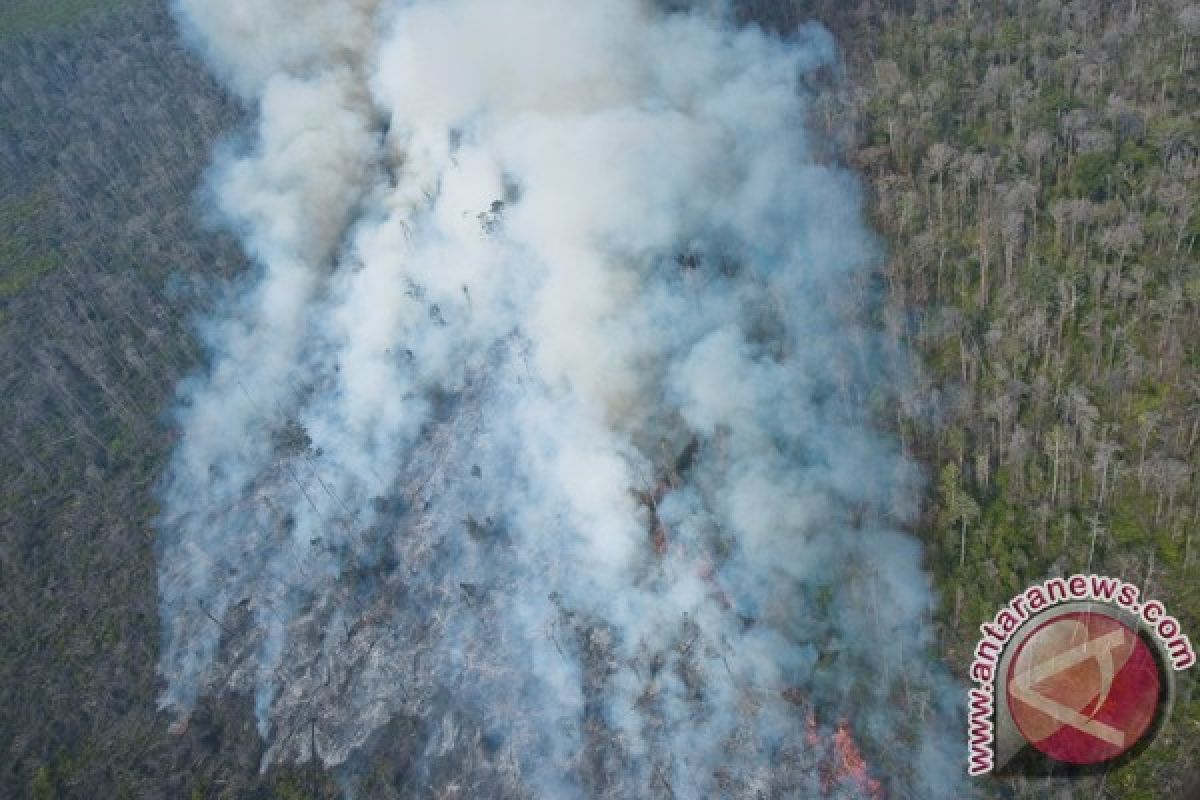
left=831, top=718, right=884, bottom=800
left=781, top=692, right=886, bottom=799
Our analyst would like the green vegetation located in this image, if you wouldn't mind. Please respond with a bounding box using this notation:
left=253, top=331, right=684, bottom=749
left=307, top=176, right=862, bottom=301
left=0, top=0, right=134, bottom=41
left=0, top=4, right=277, bottom=797
left=806, top=0, right=1200, bottom=795
left=0, top=191, right=56, bottom=300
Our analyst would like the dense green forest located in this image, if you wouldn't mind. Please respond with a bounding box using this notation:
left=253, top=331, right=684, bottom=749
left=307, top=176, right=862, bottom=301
left=0, top=3, right=342, bottom=797
left=818, top=1, right=1200, bottom=796
left=0, top=1, right=1196, bottom=798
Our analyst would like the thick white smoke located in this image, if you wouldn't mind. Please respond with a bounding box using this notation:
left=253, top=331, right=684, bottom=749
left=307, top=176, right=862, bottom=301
left=159, top=0, right=965, bottom=796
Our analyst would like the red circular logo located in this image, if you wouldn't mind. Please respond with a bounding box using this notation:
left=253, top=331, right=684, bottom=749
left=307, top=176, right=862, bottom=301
left=1006, top=611, right=1162, bottom=765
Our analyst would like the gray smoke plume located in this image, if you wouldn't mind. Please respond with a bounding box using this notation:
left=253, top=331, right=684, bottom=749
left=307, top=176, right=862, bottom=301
left=158, top=0, right=966, bottom=796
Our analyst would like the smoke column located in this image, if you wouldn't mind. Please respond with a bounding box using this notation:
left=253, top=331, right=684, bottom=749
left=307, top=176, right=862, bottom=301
left=158, top=0, right=966, bottom=796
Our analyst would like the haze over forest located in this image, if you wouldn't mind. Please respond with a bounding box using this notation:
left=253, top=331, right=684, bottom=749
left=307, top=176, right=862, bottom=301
left=0, top=1, right=1196, bottom=799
